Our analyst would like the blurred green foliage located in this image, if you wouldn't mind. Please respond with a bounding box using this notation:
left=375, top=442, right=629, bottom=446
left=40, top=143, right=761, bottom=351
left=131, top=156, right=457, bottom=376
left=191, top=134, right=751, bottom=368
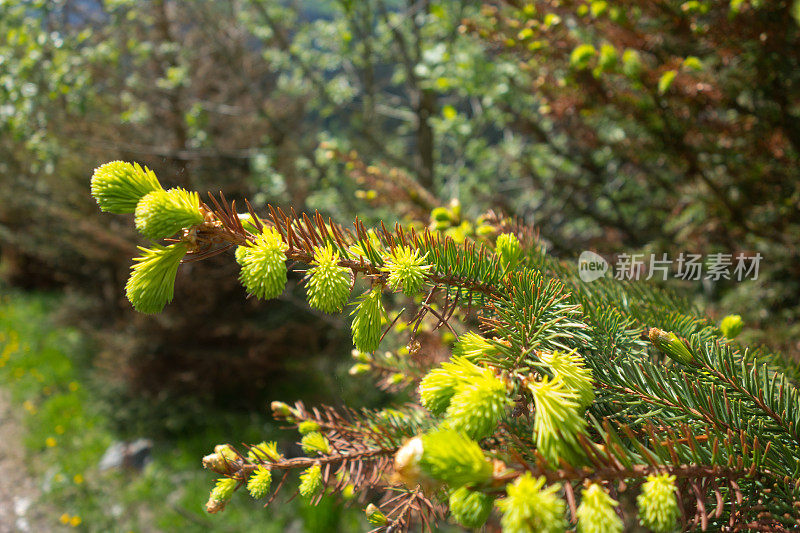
left=469, top=0, right=800, bottom=354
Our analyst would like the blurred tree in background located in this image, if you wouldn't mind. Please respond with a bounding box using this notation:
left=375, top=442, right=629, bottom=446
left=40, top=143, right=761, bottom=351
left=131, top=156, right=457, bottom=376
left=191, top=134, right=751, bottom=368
left=465, top=0, right=800, bottom=355
left=1, top=0, right=798, bottom=424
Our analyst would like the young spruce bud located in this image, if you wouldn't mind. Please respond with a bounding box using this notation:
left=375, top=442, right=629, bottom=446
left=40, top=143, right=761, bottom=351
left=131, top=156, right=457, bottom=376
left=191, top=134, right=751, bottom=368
left=381, top=246, right=432, bottom=296
left=637, top=473, right=679, bottom=533
left=418, top=356, right=486, bottom=416
left=306, top=243, right=351, bottom=313
left=206, top=477, right=237, bottom=514
left=297, top=421, right=320, bottom=435
left=449, top=487, right=493, bottom=529
left=496, top=232, right=522, bottom=269
left=214, top=444, right=238, bottom=461
left=134, top=188, right=204, bottom=240
left=452, top=331, right=497, bottom=361
left=350, top=286, right=385, bottom=352
left=393, top=436, right=424, bottom=488
left=247, top=466, right=272, bottom=499
left=299, top=464, right=323, bottom=499
left=301, top=432, right=331, bottom=455
left=444, top=372, right=511, bottom=440
left=418, top=367, right=459, bottom=416
left=419, top=429, right=493, bottom=488
left=648, top=328, right=694, bottom=365
left=720, top=314, right=744, bottom=339
left=125, top=243, right=187, bottom=314
left=577, top=484, right=623, bottom=533
left=270, top=401, right=295, bottom=420
left=201, top=453, right=229, bottom=474
left=235, top=227, right=288, bottom=300
left=91, top=161, right=162, bottom=214
left=538, top=350, right=595, bottom=408
left=496, top=473, right=566, bottom=533
left=247, top=441, right=282, bottom=463
left=365, top=504, right=388, bottom=525
left=528, top=375, right=587, bottom=466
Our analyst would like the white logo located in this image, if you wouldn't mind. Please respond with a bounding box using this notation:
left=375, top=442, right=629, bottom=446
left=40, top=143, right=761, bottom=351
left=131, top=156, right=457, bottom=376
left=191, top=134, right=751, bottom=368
left=578, top=251, right=608, bottom=282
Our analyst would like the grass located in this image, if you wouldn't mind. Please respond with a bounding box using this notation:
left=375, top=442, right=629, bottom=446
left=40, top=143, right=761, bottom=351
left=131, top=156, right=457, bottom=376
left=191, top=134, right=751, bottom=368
left=0, top=291, right=364, bottom=532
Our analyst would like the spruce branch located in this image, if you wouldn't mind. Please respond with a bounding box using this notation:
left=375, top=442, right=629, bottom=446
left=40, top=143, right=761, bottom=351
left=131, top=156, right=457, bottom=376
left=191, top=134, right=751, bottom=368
left=89, top=163, right=800, bottom=530
left=195, top=193, right=505, bottom=301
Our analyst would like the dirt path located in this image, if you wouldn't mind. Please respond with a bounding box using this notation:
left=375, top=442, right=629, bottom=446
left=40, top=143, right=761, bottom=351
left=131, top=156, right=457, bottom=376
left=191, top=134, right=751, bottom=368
left=0, top=390, right=49, bottom=533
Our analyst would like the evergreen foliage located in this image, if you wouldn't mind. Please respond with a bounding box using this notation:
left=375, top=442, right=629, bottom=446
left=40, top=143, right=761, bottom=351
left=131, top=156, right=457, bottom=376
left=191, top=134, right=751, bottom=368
left=90, top=161, right=162, bottom=214
left=637, top=474, right=680, bottom=533
left=350, top=286, right=385, bottom=353
left=8, top=1, right=800, bottom=427
left=91, top=162, right=800, bottom=531
left=235, top=227, right=289, bottom=300
left=575, top=484, right=623, bottom=533
left=298, top=465, right=323, bottom=499
left=448, top=486, right=493, bottom=529
left=382, top=246, right=432, bottom=296
left=497, top=473, right=566, bottom=533
left=134, top=188, right=204, bottom=241
left=125, top=243, right=188, bottom=314
left=246, top=466, right=272, bottom=499
left=418, top=429, right=493, bottom=488
left=206, top=477, right=237, bottom=514
left=301, top=432, right=331, bottom=456
left=305, top=244, right=352, bottom=313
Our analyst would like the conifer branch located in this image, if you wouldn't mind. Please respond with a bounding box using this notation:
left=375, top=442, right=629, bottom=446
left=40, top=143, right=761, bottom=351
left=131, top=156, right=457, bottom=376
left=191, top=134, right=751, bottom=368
left=89, top=162, right=800, bottom=530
